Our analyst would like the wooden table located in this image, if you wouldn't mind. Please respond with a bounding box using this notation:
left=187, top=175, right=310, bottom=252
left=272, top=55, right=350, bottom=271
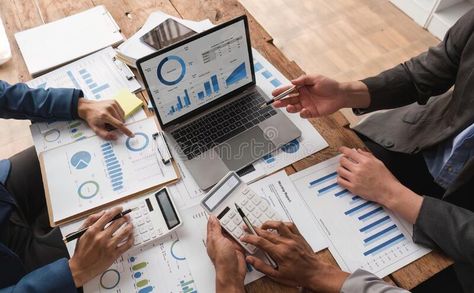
left=0, top=0, right=453, bottom=291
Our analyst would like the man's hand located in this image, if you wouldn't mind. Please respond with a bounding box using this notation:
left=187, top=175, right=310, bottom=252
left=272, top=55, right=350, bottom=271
left=337, top=146, right=423, bottom=223
left=68, top=207, right=134, bottom=287
left=206, top=216, right=246, bottom=293
left=241, top=221, right=349, bottom=292
left=78, top=99, right=134, bottom=140
left=272, top=75, right=370, bottom=119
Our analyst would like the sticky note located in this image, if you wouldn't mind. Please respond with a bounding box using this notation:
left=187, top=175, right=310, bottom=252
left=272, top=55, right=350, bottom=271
left=113, top=89, right=143, bottom=118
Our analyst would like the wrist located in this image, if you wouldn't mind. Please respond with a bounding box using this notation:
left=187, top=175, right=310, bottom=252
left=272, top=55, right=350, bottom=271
left=216, top=270, right=245, bottom=293
left=338, top=81, right=370, bottom=109
left=77, top=98, right=91, bottom=120
left=381, top=182, right=424, bottom=224
left=68, top=259, right=86, bottom=288
left=305, top=263, right=350, bottom=293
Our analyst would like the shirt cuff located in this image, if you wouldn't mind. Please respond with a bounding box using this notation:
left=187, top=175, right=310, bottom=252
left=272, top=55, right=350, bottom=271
left=71, top=89, right=83, bottom=120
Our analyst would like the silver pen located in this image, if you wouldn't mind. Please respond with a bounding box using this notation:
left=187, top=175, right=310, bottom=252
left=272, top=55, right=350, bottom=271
left=235, top=203, right=279, bottom=269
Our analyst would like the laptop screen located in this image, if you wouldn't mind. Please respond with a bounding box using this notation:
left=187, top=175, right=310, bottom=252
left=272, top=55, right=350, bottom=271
left=139, top=17, right=254, bottom=126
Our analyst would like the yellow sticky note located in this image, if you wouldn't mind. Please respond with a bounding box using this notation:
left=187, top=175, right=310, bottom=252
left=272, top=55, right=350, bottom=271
left=113, top=89, right=143, bottom=118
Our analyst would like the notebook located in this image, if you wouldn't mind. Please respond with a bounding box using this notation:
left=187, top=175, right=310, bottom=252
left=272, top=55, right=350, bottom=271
left=15, top=6, right=124, bottom=76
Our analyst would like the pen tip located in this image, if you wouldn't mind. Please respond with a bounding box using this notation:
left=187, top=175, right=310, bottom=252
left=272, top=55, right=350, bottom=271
left=234, top=202, right=240, bottom=209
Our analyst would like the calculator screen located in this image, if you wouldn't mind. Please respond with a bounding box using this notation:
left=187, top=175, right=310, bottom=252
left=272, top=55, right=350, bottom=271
left=155, top=189, right=180, bottom=229
left=203, top=174, right=240, bottom=211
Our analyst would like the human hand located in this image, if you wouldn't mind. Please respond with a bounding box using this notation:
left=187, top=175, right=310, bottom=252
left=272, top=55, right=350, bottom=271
left=337, top=147, right=424, bottom=223
left=68, top=207, right=134, bottom=287
left=272, top=75, right=346, bottom=118
left=206, top=215, right=246, bottom=293
left=337, top=147, right=401, bottom=206
left=78, top=98, right=134, bottom=140
left=241, top=221, right=349, bottom=292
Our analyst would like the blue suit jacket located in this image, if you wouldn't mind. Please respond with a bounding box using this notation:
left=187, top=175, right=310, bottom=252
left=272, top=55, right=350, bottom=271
left=0, top=80, right=82, bottom=292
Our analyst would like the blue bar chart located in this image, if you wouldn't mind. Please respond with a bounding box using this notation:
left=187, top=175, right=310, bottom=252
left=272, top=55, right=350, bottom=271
left=168, top=90, right=192, bottom=115
left=101, top=142, right=123, bottom=192
left=79, top=68, right=110, bottom=99
left=290, top=156, right=429, bottom=277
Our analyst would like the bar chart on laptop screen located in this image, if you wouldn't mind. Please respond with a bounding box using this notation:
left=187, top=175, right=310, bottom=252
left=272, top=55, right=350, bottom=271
left=140, top=20, right=253, bottom=124
left=290, top=156, right=430, bottom=277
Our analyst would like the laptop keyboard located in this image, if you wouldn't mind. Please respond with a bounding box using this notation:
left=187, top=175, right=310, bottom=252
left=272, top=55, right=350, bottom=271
left=171, top=92, right=277, bottom=160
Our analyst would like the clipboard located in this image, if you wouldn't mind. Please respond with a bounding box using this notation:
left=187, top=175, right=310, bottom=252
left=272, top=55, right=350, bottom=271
left=39, top=118, right=181, bottom=227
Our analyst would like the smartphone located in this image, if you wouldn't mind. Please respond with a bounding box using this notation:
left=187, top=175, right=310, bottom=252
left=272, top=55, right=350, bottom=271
left=140, top=18, right=197, bottom=50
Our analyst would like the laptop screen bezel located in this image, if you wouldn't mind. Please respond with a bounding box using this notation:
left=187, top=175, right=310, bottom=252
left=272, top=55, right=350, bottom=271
left=137, top=15, right=256, bottom=129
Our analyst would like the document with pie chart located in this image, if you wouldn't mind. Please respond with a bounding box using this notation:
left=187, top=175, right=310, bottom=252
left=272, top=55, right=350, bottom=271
left=41, top=117, right=179, bottom=225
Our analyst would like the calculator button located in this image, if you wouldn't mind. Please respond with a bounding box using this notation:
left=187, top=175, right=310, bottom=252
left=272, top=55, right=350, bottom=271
left=142, top=232, right=150, bottom=242
left=265, top=210, right=275, bottom=218
left=233, top=216, right=242, bottom=225
left=245, top=243, right=257, bottom=253
left=134, top=235, right=142, bottom=245
left=252, top=209, right=263, bottom=219
left=233, top=227, right=244, bottom=238
left=145, top=216, right=151, bottom=223
left=228, top=210, right=236, bottom=219
left=133, top=212, right=142, bottom=219
left=251, top=197, right=261, bottom=205
left=240, top=198, right=248, bottom=206
left=221, top=217, right=230, bottom=225
left=139, top=226, right=147, bottom=234
left=151, top=231, right=157, bottom=239
left=226, top=222, right=236, bottom=232
left=147, top=224, right=153, bottom=231
left=246, top=191, right=255, bottom=199
left=259, top=202, right=269, bottom=212
left=245, top=202, right=255, bottom=212
left=241, top=188, right=250, bottom=195
left=137, top=219, right=145, bottom=226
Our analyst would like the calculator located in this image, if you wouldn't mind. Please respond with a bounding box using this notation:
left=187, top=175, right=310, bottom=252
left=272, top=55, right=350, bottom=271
left=201, top=172, right=282, bottom=254
left=126, top=187, right=182, bottom=247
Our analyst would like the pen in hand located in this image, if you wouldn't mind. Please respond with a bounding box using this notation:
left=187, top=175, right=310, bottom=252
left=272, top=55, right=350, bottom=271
left=235, top=203, right=279, bottom=269
left=260, top=85, right=300, bottom=108
left=63, top=208, right=136, bottom=243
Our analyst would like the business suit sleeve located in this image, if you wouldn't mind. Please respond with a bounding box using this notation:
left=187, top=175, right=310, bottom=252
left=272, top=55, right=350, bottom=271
left=355, top=9, right=474, bottom=113
left=0, top=258, right=77, bottom=293
left=413, top=196, right=474, bottom=265
left=0, top=80, right=82, bottom=122
left=340, top=269, right=409, bottom=293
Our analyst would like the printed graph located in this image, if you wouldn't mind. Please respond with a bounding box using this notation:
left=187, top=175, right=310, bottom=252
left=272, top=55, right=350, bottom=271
left=79, top=68, right=110, bottom=99
left=101, top=142, right=124, bottom=191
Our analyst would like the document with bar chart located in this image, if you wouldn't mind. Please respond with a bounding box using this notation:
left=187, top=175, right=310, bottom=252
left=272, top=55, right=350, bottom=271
left=290, top=156, right=430, bottom=277
left=42, top=118, right=178, bottom=225
left=28, top=46, right=145, bottom=153
left=61, top=218, right=198, bottom=293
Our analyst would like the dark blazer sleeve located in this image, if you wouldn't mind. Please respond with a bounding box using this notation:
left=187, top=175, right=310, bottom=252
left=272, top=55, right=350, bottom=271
left=0, top=80, right=82, bottom=122
left=355, top=9, right=474, bottom=114
left=0, top=258, right=77, bottom=293
left=413, top=196, right=474, bottom=265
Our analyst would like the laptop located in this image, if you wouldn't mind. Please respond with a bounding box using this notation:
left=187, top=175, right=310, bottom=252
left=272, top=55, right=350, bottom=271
left=137, top=15, right=301, bottom=189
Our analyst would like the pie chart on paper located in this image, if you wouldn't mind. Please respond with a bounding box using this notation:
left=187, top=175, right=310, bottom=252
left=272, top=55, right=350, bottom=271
left=70, top=151, right=92, bottom=170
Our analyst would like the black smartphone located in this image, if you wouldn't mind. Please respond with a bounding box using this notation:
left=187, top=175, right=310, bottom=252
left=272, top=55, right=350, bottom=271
left=140, top=18, right=197, bottom=50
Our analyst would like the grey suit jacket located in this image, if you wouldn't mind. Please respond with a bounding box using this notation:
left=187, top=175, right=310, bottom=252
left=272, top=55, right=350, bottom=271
left=342, top=9, right=474, bottom=293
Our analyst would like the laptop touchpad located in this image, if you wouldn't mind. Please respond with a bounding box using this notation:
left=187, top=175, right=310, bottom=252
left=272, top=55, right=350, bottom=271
left=214, top=126, right=276, bottom=171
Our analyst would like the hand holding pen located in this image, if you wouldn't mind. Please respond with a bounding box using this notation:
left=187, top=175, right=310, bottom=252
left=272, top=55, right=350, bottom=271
left=67, top=207, right=135, bottom=287
left=270, top=75, right=352, bottom=119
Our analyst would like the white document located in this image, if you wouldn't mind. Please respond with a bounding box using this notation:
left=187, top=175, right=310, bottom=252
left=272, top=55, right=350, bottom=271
left=15, top=6, right=124, bottom=76
left=61, top=219, right=198, bottom=293
left=248, top=171, right=327, bottom=252
left=0, top=16, right=12, bottom=65
left=28, top=47, right=144, bottom=153
left=116, top=11, right=213, bottom=67
left=290, top=156, right=430, bottom=277
left=43, top=118, right=178, bottom=224
left=177, top=204, right=264, bottom=293
left=239, top=50, right=328, bottom=183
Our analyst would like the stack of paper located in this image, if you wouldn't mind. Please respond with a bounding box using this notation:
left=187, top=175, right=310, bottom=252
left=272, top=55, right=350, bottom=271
left=0, top=16, right=11, bottom=65
left=15, top=6, right=124, bottom=76
left=115, top=11, right=212, bottom=67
